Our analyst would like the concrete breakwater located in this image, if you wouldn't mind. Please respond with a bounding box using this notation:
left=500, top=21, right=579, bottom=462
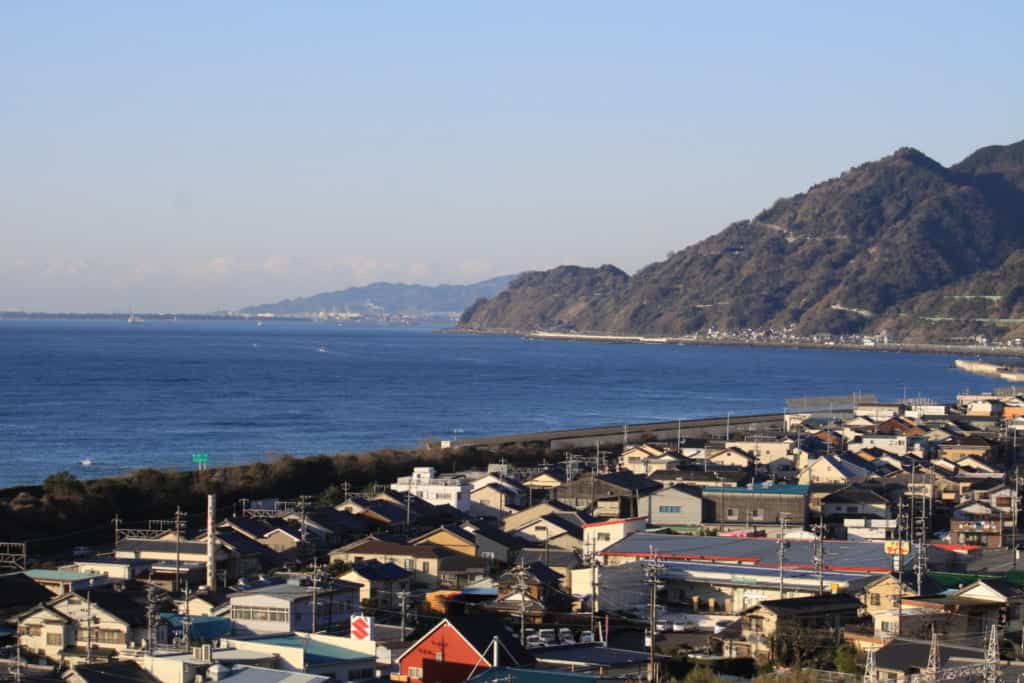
left=954, top=358, right=1024, bottom=382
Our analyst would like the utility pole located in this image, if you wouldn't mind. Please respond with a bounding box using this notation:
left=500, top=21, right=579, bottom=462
left=924, top=627, right=939, bottom=683
left=311, top=555, right=326, bottom=633
left=174, top=506, right=186, bottom=594
left=644, top=552, right=664, bottom=683
left=512, top=561, right=529, bottom=646
left=778, top=513, right=790, bottom=599
left=397, top=590, right=410, bottom=638
left=181, top=583, right=192, bottom=652
left=863, top=647, right=876, bottom=683
left=84, top=591, right=94, bottom=663
left=812, top=513, right=825, bottom=595
left=896, top=495, right=905, bottom=636
left=112, top=514, right=122, bottom=550
left=587, top=537, right=599, bottom=635
left=1014, top=465, right=1020, bottom=571
left=146, top=584, right=160, bottom=655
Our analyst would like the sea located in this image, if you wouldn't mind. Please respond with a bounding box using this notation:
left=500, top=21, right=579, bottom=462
left=0, top=319, right=1010, bottom=488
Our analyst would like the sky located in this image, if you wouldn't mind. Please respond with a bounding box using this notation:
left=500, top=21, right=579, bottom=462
left=2, top=2, right=1022, bottom=313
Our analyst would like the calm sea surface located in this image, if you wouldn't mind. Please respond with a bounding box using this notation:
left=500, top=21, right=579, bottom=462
left=0, top=319, right=1007, bottom=487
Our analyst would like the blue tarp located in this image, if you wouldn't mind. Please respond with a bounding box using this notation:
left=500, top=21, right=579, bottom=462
left=161, top=613, right=233, bottom=642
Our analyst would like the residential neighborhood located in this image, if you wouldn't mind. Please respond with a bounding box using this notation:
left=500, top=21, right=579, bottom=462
left=4, top=390, right=1024, bottom=683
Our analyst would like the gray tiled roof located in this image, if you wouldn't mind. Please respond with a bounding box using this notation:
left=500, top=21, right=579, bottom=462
left=602, top=532, right=894, bottom=572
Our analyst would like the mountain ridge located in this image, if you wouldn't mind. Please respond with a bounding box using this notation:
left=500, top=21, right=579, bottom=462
left=459, top=140, right=1024, bottom=342
left=242, top=274, right=517, bottom=317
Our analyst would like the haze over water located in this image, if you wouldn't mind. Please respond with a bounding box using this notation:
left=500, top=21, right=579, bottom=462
left=0, top=320, right=1006, bottom=488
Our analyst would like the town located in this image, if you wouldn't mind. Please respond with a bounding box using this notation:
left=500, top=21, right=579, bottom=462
left=3, top=388, right=1024, bottom=683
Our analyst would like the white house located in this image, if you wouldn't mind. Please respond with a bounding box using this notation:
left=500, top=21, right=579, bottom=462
left=228, top=581, right=360, bottom=636
left=391, top=467, right=471, bottom=511
left=581, top=517, right=647, bottom=555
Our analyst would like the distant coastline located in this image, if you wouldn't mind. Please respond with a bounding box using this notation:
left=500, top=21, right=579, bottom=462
left=448, top=327, right=1024, bottom=361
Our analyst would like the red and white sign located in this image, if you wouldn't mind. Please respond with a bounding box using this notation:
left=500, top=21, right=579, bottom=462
left=350, top=614, right=374, bottom=641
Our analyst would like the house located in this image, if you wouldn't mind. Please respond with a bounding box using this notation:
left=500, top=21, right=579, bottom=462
left=651, top=467, right=750, bottom=489
left=65, top=661, right=161, bottom=683
left=701, top=483, right=809, bottom=529
left=518, top=549, right=581, bottom=583
left=512, top=513, right=585, bottom=552
left=581, top=517, right=647, bottom=554
left=459, top=523, right=528, bottom=565
left=60, top=559, right=153, bottom=583
left=619, top=445, right=681, bottom=475
left=706, top=448, right=755, bottom=469
left=17, top=587, right=159, bottom=663
left=0, top=572, right=57, bottom=623
left=501, top=501, right=593, bottom=534
left=337, top=496, right=409, bottom=528
left=821, top=486, right=890, bottom=532
left=872, top=637, right=994, bottom=682
left=411, top=526, right=478, bottom=558
left=494, top=562, right=570, bottom=615
left=281, top=509, right=373, bottom=548
left=521, top=468, right=568, bottom=505
left=221, top=633, right=377, bottom=683
left=469, top=479, right=524, bottom=518
left=340, top=561, right=412, bottom=608
left=738, top=594, right=862, bottom=655
left=22, top=569, right=113, bottom=596
left=950, top=501, right=1004, bottom=548
left=859, top=573, right=945, bottom=618
left=329, top=538, right=450, bottom=587
left=554, top=472, right=660, bottom=517
left=392, top=467, right=471, bottom=511
left=395, top=616, right=532, bottom=683
left=227, top=580, right=360, bottom=636
left=637, top=485, right=702, bottom=528
left=113, top=537, right=238, bottom=584
left=798, top=454, right=870, bottom=486
left=854, top=403, right=905, bottom=421
left=938, top=436, right=994, bottom=462
left=903, top=579, right=1024, bottom=637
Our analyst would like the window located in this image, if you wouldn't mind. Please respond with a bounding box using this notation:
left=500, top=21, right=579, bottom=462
left=46, top=633, right=62, bottom=646
left=421, top=561, right=429, bottom=572
left=96, top=630, right=123, bottom=645
left=751, top=508, right=764, bottom=521
left=748, top=616, right=764, bottom=632
left=481, top=551, right=495, bottom=560
left=658, top=506, right=681, bottom=514
left=404, top=559, right=413, bottom=570
left=847, top=506, right=858, bottom=513
left=435, top=651, right=444, bottom=662
left=597, top=532, right=611, bottom=541
left=880, top=621, right=894, bottom=633
left=231, top=606, right=290, bottom=623
left=870, top=593, right=881, bottom=606
left=348, top=668, right=375, bottom=681
left=408, top=667, right=423, bottom=679
left=726, top=508, right=739, bottom=520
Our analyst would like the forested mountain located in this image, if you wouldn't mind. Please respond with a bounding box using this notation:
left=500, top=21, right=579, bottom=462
left=242, top=275, right=516, bottom=317
left=459, top=140, right=1024, bottom=342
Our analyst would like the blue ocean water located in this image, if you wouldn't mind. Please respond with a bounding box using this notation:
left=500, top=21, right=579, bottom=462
left=0, top=319, right=1007, bottom=487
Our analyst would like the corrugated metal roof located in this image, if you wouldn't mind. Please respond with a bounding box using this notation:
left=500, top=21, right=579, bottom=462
left=700, top=484, right=808, bottom=495
left=602, top=532, right=894, bottom=572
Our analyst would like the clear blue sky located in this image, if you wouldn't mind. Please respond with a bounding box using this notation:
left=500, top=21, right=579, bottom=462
left=2, top=2, right=1021, bottom=312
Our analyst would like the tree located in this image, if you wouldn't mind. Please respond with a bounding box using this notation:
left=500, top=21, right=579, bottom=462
left=43, top=471, right=86, bottom=503
left=834, top=644, right=859, bottom=674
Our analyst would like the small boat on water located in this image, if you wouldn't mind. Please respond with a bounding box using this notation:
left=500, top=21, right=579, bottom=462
left=80, top=458, right=93, bottom=467
left=317, top=345, right=329, bottom=353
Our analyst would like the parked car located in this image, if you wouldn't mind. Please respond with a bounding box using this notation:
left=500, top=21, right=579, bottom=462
left=558, top=627, right=576, bottom=645
left=538, top=628, right=558, bottom=646
left=578, top=630, right=595, bottom=644
left=656, top=621, right=669, bottom=633
left=672, top=621, right=692, bottom=632
left=525, top=634, right=544, bottom=649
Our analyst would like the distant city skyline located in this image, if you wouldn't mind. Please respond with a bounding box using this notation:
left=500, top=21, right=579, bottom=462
left=2, top=2, right=1022, bottom=312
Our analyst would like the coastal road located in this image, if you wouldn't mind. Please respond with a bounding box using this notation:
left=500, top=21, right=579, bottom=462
left=435, top=412, right=785, bottom=450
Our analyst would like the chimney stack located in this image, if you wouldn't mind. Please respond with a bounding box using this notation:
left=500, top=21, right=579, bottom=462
left=206, top=494, right=216, bottom=590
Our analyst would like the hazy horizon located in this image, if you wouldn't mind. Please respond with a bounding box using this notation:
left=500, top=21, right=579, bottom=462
left=3, top=2, right=1022, bottom=313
